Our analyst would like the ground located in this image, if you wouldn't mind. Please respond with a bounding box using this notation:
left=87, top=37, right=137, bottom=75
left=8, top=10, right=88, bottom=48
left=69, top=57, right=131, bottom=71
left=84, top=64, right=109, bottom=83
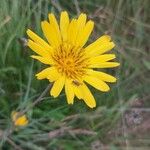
left=0, top=0, right=150, bottom=149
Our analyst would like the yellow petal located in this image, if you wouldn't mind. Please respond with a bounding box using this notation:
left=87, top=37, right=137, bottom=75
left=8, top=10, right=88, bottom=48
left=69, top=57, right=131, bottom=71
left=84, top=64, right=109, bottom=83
left=26, top=29, right=52, bottom=52
left=47, top=68, right=61, bottom=82
left=67, top=19, right=78, bottom=45
left=89, top=62, right=120, bottom=68
left=84, top=75, right=110, bottom=92
left=76, top=20, right=94, bottom=47
left=35, top=67, right=55, bottom=80
left=85, top=35, right=111, bottom=53
left=65, top=79, right=74, bottom=104
left=66, top=14, right=87, bottom=46
left=86, top=42, right=115, bottom=57
left=73, top=85, right=82, bottom=99
left=48, top=13, right=62, bottom=44
left=86, top=69, right=117, bottom=83
left=60, top=11, right=69, bottom=41
left=75, top=13, right=87, bottom=43
left=80, top=83, right=96, bottom=108
left=28, top=40, right=51, bottom=57
left=41, top=21, right=60, bottom=48
left=50, top=76, right=65, bottom=97
left=31, top=55, right=53, bottom=65
left=89, top=54, right=116, bottom=64
left=77, top=13, right=87, bottom=30
left=11, top=111, right=28, bottom=126
left=15, top=116, right=28, bottom=126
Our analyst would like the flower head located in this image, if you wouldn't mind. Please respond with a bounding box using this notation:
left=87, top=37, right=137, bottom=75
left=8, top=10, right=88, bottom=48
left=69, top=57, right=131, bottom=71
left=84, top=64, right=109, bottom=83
left=27, top=11, right=120, bottom=108
left=11, top=111, right=28, bottom=126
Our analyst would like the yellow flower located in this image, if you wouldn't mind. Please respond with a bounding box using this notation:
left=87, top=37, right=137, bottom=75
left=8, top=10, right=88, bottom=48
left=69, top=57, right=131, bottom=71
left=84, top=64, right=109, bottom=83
left=27, top=11, right=120, bottom=108
left=11, top=111, right=28, bottom=126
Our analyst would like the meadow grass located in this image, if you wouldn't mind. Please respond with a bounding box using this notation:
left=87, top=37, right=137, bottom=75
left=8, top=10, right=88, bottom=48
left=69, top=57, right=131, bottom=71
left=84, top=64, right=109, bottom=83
left=0, top=0, right=150, bottom=149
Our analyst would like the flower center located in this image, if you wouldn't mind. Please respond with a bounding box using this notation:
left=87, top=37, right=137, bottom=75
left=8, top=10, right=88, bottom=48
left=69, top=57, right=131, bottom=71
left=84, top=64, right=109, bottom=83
left=52, top=42, right=89, bottom=79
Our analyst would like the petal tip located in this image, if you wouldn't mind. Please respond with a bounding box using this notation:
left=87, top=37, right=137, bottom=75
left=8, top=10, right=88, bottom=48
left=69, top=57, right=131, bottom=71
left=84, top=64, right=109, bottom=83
left=30, top=55, right=35, bottom=58
left=111, top=42, right=115, bottom=48
left=68, top=102, right=74, bottom=105
left=88, top=20, right=94, bottom=26
left=50, top=92, right=57, bottom=98
left=104, top=35, right=111, bottom=41
left=61, top=10, right=68, bottom=14
left=88, top=103, right=96, bottom=108
left=112, top=78, right=117, bottom=82
left=26, top=29, right=31, bottom=34
left=35, top=73, right=43, bottom=80
left=115, top=62, right=120, bottom=67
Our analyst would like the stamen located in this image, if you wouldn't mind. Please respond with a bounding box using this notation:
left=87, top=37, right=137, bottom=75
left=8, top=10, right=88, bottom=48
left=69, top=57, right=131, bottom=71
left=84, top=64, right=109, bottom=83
left=52, top=42, right=89, bottom=79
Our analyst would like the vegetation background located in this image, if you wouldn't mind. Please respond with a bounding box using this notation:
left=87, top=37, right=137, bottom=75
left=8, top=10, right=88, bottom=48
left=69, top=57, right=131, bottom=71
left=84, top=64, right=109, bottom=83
left=0, top=0, right=150, bottom=149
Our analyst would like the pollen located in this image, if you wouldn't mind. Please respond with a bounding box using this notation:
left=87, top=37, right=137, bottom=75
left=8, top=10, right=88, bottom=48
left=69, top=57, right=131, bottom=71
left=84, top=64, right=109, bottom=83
left=52, top=42, right=89, bottom=79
